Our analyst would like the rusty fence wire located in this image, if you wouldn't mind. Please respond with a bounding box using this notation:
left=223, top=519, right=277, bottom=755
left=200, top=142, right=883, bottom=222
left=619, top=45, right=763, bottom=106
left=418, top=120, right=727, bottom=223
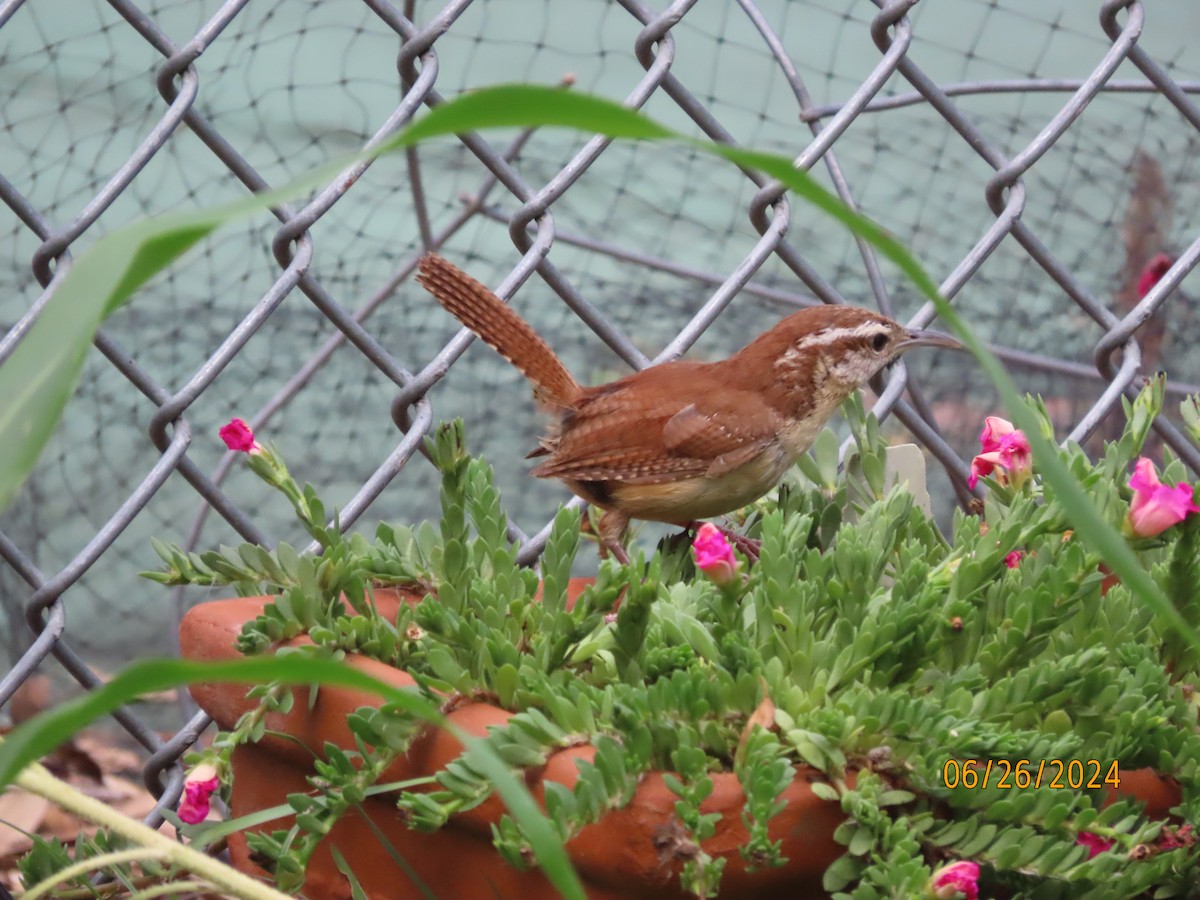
left=1, top=0, right=1199, bottom=820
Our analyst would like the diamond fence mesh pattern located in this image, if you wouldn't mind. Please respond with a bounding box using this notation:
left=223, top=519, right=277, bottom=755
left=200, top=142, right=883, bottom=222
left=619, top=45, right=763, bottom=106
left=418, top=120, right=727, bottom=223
left=1, top=0, right=1199, bottom=817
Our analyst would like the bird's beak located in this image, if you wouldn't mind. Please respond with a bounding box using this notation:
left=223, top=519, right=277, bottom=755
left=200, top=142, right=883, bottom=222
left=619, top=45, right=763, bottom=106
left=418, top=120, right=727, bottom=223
left=899, top=328, right=962, bottom=351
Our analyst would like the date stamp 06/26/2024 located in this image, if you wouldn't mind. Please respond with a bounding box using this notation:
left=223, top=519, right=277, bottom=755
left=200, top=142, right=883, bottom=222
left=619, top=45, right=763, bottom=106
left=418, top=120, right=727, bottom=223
left=942, top=759, right=1122, bottom=791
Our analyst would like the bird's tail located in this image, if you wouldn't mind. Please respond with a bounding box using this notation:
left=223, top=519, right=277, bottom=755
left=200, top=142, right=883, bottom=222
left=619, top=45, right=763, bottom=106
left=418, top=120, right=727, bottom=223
left=416, top=254, right=583, bottom=410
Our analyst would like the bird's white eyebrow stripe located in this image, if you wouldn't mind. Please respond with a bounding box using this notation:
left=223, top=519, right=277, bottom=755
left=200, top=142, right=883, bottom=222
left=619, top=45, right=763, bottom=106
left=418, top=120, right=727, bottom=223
left=792, top=322, right=889, bottom=351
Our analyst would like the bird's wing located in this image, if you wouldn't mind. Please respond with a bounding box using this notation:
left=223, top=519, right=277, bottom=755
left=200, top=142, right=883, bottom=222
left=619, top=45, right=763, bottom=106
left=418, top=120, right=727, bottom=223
left=531, top=362, right=783, bottom=484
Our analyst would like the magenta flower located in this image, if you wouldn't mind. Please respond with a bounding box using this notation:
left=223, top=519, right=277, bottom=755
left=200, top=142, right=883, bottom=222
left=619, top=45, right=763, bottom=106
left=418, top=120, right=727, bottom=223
left=219, top=418, right=261, bottom=454
left=1126, top=457, right=1199, bottom=537
left=1157, top=823, right=1196, bottom=851
left=930, top=860, right=980, bottom=900
left=979, top=416, right=1016, bottom=452
left=969, top=423, right=1032, bottom=491
left=1076, top=831, right=1114, bottom=858
left=1136, top=253, right=1174, bottom=298
left=1004, top=550, right=1023, bottom=569
left=178, top=763, right=220, bottom=825
left=692, top=523, right=739, bottom=586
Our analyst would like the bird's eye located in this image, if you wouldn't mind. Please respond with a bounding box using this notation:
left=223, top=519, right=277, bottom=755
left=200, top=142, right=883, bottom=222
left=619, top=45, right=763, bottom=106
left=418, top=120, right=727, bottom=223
left=871, top=333, right=889, bottom=352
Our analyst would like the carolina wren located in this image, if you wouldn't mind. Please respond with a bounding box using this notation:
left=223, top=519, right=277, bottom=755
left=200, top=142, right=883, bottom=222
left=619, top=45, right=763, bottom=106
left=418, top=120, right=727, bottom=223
left=417, top=254, right=959, bottom=561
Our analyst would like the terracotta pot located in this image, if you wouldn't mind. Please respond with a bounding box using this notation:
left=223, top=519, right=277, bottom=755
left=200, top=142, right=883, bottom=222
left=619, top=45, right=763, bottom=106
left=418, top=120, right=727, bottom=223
left=180, top=585, right=846, bottom=900
left=180, top=585, right=1182, bottom=899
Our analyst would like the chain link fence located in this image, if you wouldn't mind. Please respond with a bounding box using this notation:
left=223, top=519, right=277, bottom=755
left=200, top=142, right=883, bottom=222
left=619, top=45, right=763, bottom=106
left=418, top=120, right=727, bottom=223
left=1, top=0, right=1199, bottom=819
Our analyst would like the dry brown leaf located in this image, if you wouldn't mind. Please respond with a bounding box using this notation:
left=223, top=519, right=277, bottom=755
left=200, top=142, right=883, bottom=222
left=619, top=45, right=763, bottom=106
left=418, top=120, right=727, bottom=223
left=36, top=804, right=85, bottom=844
left=8, top=675, right=52, bottom=724
left=43, top=741, right=104, bottom=786
left=73, top=734, right=141, bottom=776
left=0, top=790, right=50, bottom=856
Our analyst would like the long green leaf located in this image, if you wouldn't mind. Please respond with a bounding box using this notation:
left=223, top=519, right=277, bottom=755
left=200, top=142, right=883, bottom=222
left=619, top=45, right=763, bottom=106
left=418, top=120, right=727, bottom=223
left=352, top=803, right=439, bottom=900
left=331, top=848, right=371, bottom=900
left=384, top=85, right=1190, bottom=641
left=0, top=85, right=913, bottom=515
left=0, top=656, right=585, bottom=900
left=0, top=168, right=358, bottom=512
left=0, top=229, right=149, bottom=512
left=2, top=80, right=1194, bottom=900
left=2, top=82, right=1190, bottom=682
left=182, top=777, right=434, bottom=851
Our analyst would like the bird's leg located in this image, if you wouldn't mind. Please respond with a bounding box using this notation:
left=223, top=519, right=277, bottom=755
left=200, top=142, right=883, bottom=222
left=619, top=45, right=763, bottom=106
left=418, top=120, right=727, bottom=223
left=597, top=509, right=631, bottom=566
left=591, top=509, right=632, bottom=615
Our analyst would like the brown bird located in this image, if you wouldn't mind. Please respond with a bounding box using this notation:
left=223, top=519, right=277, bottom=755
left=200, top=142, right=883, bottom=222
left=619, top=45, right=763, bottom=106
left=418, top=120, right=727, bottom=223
left=417, top=254, right=959, bottom=562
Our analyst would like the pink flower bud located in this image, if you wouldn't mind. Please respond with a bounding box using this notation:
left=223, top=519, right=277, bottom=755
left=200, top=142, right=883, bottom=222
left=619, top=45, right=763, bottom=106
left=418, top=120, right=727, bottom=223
left=1004, top=550, right=1023, bottom=569
left=178, top=763, right=220, bottom=825
left=930, top=860, right=979, bottom=900
left=692, top=523, right=739, bottom=586
left=969, top=428, right=1032, bottom=491
left=1126, top=457, right=1199, bottom=537
left=1076, top=831, right=1114, bottom=858
left=219, top=418, right=260, bottom=454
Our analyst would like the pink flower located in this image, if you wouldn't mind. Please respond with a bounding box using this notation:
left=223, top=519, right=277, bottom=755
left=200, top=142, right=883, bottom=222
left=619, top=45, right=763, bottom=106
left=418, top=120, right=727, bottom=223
left=969, top=428, right=1032, bottom=490
left=979, top=416, right=1016, bottom=452
left=1004, top=550, right=1023, bottom=569
left=219, top=418, right=260, bottom=454
left=1137, top=253, right=1174, bottom=299
left=1126, top=457, right=1199, bottom=538
left=1076, top=831, right=1114, bottom=858
left=692, top=523, right=739, bottom=586
left=1157, top=823, right=1196, bottom=851
left=178, top=763, right=220, bottom=825
left=930, top=860, right=979, bottom=900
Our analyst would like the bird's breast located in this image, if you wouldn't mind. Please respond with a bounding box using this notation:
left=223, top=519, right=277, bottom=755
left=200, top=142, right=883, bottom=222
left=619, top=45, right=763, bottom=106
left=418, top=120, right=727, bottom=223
left=774, top=411, right=830, bottom=461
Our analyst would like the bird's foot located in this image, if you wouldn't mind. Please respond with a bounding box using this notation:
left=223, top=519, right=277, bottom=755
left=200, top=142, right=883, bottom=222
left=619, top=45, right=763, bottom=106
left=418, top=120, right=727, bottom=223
left=725, top=529, right=761, bottom=561
left=720, top=532, right=758, bottom=561
left=684, top=520, right=761, bottom=561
